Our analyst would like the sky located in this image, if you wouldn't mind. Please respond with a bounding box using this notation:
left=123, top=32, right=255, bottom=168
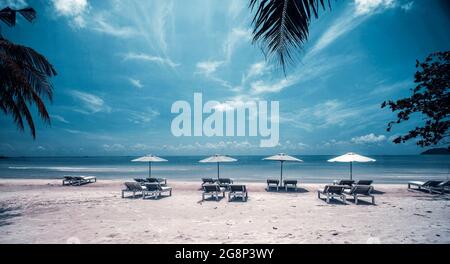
left=0, top=0, right=449, bottom=156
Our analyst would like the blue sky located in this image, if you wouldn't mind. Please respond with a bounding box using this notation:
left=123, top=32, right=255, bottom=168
left=0, top=0, right=449, bottom=156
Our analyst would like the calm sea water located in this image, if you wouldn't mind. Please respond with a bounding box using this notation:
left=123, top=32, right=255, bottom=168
left=1, top=155, right=449, bottom=183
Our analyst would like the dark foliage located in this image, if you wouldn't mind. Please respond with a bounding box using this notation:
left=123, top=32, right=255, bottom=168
left=249, top=0, right=331, bottom=73
left=382, top=51, right=450, bottom=149
left=0, top=7, right=57, bottom=138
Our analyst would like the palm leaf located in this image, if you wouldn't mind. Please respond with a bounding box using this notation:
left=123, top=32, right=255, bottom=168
left=0, top=7, right=36, bottom=27
left=0, top=7, right=16, bottom=27
left=0, top=27, right=56, bottom=138
left=249, top=0, right=331, bottom=73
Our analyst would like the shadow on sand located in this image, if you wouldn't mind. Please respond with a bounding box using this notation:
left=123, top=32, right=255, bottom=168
left=0, top=206, right=21, bottom=227
left=265, top=187, right=309, bottom=194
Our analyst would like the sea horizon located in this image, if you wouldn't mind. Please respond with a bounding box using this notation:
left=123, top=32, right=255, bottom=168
left=2, top=155, right=449, bottom=183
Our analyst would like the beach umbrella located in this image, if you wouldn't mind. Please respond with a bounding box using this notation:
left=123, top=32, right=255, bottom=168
left=199, top=154, right=237, bottom=180
left=132, top=154, right=168, bottom=178
left=263, top=153, right=303, bottom=187
left=327, top=152, right=375, bottom=180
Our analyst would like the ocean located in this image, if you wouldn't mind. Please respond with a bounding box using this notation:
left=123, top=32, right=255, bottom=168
left=0, top=155, right=449, bottom=183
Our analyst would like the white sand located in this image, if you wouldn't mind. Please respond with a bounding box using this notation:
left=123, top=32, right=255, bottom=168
left=0, top=179, right=449, bottom=244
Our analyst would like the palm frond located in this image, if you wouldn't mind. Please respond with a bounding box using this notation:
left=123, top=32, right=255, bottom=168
left=0, top=7, right=16, bottom=27
left=0, top=33, right=56, bottom=138
left=249, top=0, right=331, bottom=73
left=0, top=7, right=36, bottom=27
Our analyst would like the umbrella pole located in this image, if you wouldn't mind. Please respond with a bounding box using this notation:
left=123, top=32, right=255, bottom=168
left=217, top=162, right=220, bottom=180
left=280, top=161, right=284, bottom=187
left=149, top=162, right=152, bottom=178
left=350, top=162, right=352, bottom=181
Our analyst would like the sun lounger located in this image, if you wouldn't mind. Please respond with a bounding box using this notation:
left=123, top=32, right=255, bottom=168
left=333, top=180, right=355, bottom=188
left=317, top=185, right=346, bottom=204
left=228, top=185, right=248, bottom=202
left=267, top=179, right=280, bottom=191
left=134, top=178, right=167, bottom=185
left=134, top=178, right=147, bottom=184
left=283, top=180, right=298, bottom=191
left=143, top=183, right=172, bottom=199
left=202, top=184, right=226, bottom=201
left=201, top=178, right=215, bottom=186
left=147, top=177, right=167, bottom=185
left=355, top=180, right=373, bottom=185
left=344, top=185, right=375, bottom=204
left=429, top=181, right=450, bottom=194
left=407, top=180, right=443, bottom=193
left=63, top=176, right=97, bottom=186
left=217, top=178, right=233, bottom=190
left=62, top=176, right=75, bottom=186
left=122, top=182, right=146, bottom=198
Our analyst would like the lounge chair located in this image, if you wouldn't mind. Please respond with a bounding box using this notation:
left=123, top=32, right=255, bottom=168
left=283, top=180, right=298, bottom=191
left=122, top=182, right=146, bottom=198
left=228, top=185, right=248, bottom=202
left=267, top=179, right=280, bottom=191
left=147, top=177, right=167, bottom=185
left=65, top=176, right=97, bottom=186
left=62, top=176, right=75, bottom=186
left=202, top=184, right=226, bottom=201
left=344, top=185, right=375, bottom=204
left=143, top=183, right=172, bottom=199
left=217, top=178, right=233, bottom=190
left=134, top=178, right=147, bottom=184
left=333, top=180, right=355, bottom=188
left=355, top=180, right=373, bottom=185
left=317, top=185, right=346, bottom=204
left=407, top=180, right=443, bottom=193
left=429, top=181, right=450, bottom=194
left=201, top=178, right=215, bottom=186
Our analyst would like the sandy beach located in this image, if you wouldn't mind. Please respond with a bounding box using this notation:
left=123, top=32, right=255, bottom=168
left=0, top=179, right=449, bottom=244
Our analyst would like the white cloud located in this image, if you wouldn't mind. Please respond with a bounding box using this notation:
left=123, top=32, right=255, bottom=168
left=123, top=52, right=179, bottom=68
left=223, top=27, right=252, bottom=61
left=163, top=141, right=257, bottom=151
left=69, top=90, right=111, bottom=114
left=127, top=108, right=160, bottom=125
left=354, top=0, right=395, bottom=16
left=400, top=1, right=414, bottom=11
left=368, top=80, right=411, bottom=96
left=282, top=99, right=372, bottom=132
left=351, top=133, right=386, bottom=144
left=1, top=0, right=28, bottom=8
left=228, top=0, right=245, bottom=19
left=50, top=114, right=69, bottom=124
left=250, top=76, right=299, bottom=95
left=103, top=143, right=125, bottom=152
left=92, top=15, right=138, bottom=38
left=242, top=61, right=268, bottom=83
left=130, top=143, right=151, bottom=152
left=51, top=0, right=88, bottom=28
left=195, top=60, right=225, bottom=76
left=128, top=78, right=143, bottom=89
left=249, top=55, right=356, bottom=95
left=306, top=0, right=400, bottom=59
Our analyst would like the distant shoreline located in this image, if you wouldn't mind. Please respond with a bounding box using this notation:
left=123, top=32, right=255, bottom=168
left=0, top=154, right=435, bottom=158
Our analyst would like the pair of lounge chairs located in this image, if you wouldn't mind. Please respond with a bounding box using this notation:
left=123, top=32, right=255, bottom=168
left=122, top=182, right=172, bottom=199
left=202, top=184, right=248, bottom=202
left=134, top=177, right=167, bottom=186
left=266, top=179, right=298, bottom=191
left=333, top=179, right=373, bottom=187
left=201, top=178, right=234, bottom=190
left=62, top=176, right=97, bottom=186
left=408, top=180, right=450, bottom=194
left=318, top=185, right=375, bottom=205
